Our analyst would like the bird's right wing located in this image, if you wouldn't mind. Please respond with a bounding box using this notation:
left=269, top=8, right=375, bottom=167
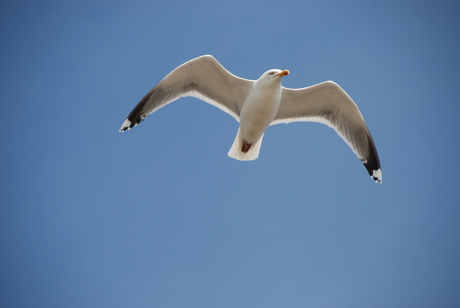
left=120, top=55, right=254, bottom=132
left=273, top=81, right=382, bottom=182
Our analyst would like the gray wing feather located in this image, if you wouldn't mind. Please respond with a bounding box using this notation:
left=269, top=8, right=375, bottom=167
left=120, top=55, right=253, bottom=131
left=273, top=81, right=382, bottom=182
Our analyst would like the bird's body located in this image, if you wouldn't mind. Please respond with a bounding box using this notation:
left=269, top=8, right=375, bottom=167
left=229, top=69, right=287, bottom=160
left=120, top=55, right=382, bottom=183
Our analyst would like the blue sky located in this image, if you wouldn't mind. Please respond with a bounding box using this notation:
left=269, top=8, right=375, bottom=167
left=1, top=1, right=459, bottom=307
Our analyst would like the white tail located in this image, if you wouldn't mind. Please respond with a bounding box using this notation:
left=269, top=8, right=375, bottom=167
left=227, top=128, right=265, bottom=161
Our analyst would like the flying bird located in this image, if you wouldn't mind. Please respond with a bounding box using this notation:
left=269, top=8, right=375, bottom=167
left=120, top=55, right=382, bottom=183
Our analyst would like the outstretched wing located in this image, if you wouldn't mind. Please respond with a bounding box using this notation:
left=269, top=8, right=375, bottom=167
left=120, top=55, right=254, bottom=132
left=273, top=81, right=382, bottom=182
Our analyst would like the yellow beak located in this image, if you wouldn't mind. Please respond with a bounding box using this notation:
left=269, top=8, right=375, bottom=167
left=275, top=70, right=290, bottom=77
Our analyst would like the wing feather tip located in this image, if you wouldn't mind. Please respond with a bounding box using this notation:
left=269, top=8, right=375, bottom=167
left=119, top=119, right=135, bottom=132
left=371, top=168, right=382, bottom=183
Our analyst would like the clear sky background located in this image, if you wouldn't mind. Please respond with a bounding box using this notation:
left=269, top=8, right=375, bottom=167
left=1, top=1, right=459, bottom=307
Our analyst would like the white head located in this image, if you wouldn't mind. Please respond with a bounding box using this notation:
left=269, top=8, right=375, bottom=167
left=258, top=69, right=290, bottom=84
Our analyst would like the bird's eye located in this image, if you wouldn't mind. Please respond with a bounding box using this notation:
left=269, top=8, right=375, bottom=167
left=268, top=71, right=275, bottom=75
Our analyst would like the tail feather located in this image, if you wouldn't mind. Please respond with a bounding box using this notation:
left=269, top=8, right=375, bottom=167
left=227, top=128, right=264, bottom=161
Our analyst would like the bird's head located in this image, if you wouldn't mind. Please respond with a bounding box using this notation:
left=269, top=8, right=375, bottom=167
left=259, top=69, right=290, bottom=83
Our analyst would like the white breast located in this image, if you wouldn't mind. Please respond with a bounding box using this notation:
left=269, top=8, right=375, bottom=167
left=239, top=81, right=282, bottom=143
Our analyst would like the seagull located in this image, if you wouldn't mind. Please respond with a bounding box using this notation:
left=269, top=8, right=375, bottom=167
left=120, top=55, right=382, bottom=183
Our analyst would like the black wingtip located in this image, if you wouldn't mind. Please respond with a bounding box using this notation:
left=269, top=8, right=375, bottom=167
left=369, top=168, right=383, bottom=183
left=119, top=117, right=144, bottom=132
left=119, top=87, right=156, bottom=132
left=363, top=135, right=382, bottom=183
left=119, top=119, right=132, bottom=132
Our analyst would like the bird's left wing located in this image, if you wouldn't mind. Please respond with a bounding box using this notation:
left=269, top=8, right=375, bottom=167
left=120, top=55, right=254, bottom=132
left=273, top=81, right=382, bottom=182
